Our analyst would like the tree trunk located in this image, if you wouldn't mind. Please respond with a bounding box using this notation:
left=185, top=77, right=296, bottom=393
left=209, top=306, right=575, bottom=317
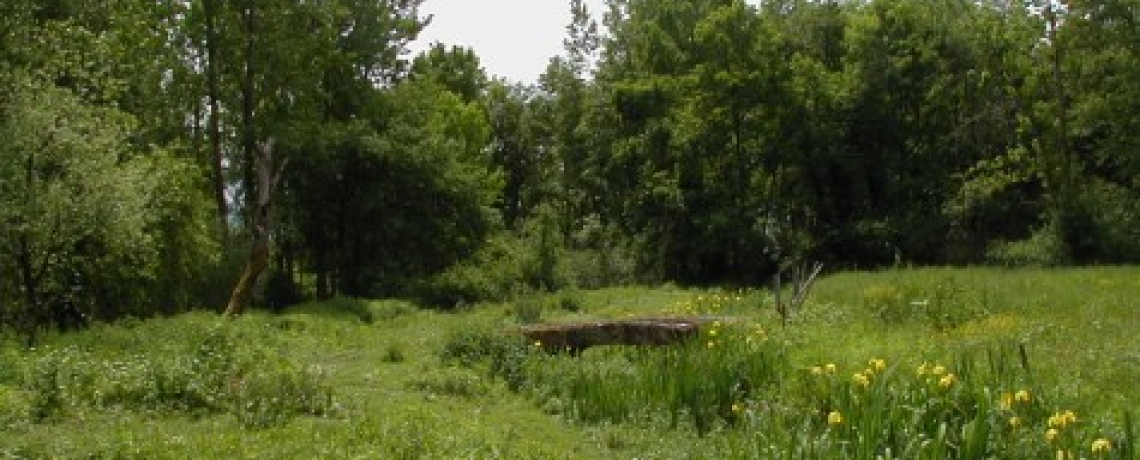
left=240, top=0, right=258, bottom=224
left=224, top=239, right=270, bottom=315
left=204, top=0, right=229, bottom=242
left=225, top=140, right=285, bottom=316
left=16, top=238, right=39, bottom=346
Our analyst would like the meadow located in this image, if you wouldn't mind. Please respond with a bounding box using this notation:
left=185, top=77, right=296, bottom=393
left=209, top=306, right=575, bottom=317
left=1, top=267, right=1137, bottom=459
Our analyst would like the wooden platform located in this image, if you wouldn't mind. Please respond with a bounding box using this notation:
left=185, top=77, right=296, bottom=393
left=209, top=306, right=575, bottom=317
left=521, top=317, right=723, bottom=354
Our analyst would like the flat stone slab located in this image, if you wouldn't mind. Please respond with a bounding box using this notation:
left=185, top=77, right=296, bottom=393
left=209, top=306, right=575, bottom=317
left=521, top=317, right=728, bottom=354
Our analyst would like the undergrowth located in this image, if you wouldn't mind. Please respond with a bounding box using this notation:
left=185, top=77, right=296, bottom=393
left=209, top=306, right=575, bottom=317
left=1, top=320, right=332, bottom=429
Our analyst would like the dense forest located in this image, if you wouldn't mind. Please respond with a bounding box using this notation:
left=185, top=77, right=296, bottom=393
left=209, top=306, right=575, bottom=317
left=2, top=0, right=1139, bottom=340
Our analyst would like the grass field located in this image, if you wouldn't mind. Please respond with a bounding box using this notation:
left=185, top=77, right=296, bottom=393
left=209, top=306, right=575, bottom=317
left=1, top=267, right=1137, bottom=458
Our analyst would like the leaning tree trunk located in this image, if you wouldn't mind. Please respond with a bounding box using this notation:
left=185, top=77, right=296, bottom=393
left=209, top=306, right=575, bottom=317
left=225, top=140, right=286, bottom=316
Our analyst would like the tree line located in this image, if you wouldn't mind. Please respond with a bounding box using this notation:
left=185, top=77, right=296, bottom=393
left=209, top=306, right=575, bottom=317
left=2, top=0, right=1139, bottom=339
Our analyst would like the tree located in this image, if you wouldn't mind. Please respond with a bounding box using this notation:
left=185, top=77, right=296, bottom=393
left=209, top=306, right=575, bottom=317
left=1036, top=0, right=1140, bottom=261
left=283, top=80, right=499, bottom=298
left=485, top=80, right=548, bottom=227
left=411, top=43, right=489, bottom=103
left=224, top=140, right=286, bottom=315
left=0, top=77, right=209, bottom=342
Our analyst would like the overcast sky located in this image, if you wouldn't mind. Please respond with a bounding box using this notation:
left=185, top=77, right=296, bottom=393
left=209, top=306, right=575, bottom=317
left=409, top=0, right=608, bottom=84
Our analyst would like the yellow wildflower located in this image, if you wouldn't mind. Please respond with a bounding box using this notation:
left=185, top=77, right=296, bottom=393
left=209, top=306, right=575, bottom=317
left=1091, top=438, right=1112, bottom=453
left=1056, top=449, right=1072, bottom=460
left=824, top=363, right=837, bottom=374
left=707, top=340, right=716, bottom=349
left=810, top=366, right=823, bottom=376
left=533, top=340, right=543, bottom=348
left=1009, top=416, right=1021, bottom=429
left=869, top=358, right=887, bottom=373
left=1000, top=392, right=1014, bottom=411
left=731, top=402, right=745, bottom=414
left=1015, top=389, right=1031, bottom=403
left=1046, top=428, right=1060, bottom=443
left=827, top=411, right=843, bottom=426
left=938, top=373, right=956, bottom=388
left=1049, top=410, right=1077, bottom=429
left=917, top=362, right=931, bottom=376
left=932, top=365, right=947, bottom=376
left=853, top=372, right=871, bottom=388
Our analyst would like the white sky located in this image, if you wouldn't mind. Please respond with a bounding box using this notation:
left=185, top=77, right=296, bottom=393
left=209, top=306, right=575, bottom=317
left=409, top=0, right=609, bottom=84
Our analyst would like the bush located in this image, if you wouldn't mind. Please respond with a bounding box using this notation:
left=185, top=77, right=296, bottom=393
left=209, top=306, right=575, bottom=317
left=438, top=327, right=530, bottom=391
left=261, top=269, right=304, bottom=312
left=568, top=215, right=641, bottom=289
left=986, top=223, right=1068, bottom=267
left=1067, top=180, right=1140, bottom=263
left=416, top=236, right=527, bottom=309
left=229, top=358, right=334, bottom=429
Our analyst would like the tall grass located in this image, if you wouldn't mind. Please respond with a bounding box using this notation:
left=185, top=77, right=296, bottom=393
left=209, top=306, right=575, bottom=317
left=3, top=267, right=1138, bottom=458
left=507, top=321, right=783, bottom=433
left=1, top=316, right=333, bottom=428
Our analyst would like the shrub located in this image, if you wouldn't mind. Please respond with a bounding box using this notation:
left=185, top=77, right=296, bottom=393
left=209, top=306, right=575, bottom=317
left=416, top=235, right=526, bottom=309
left=440, top=328, right=523, bottom=367
left=438, top=327, right=530, bottom=391
left=986, top=223, right=1068, bottom=267
left=229, top=358, right=334, bottom=429
left=260, top=269, right=304, bottom=312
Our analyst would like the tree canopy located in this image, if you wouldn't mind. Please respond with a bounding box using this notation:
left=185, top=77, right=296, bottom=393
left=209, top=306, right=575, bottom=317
left=3, top=0, right=1140, bottom=336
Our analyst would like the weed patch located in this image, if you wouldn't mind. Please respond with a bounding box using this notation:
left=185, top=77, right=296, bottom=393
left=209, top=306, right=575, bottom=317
left=10, top=324, right=333, bottom=428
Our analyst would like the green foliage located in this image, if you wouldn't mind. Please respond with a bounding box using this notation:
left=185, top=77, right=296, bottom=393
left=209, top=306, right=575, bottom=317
left=1, top=268, right=1139, bottom=458
left=439, top=327, right=525, bottom=369
left=861, top=276, right=991, bottom=331
left=409, top=367, right=490, bottom=399
left=510, top=296, right=550, bottom=325
left=261, top=269, right=304, bottom=312
left=987, top=225, right=1069, bottom=267
left=1066, top=179, right=1140, bottom=262
left=410, top=43, right=488, bottom=103
left=0, top=75, right=219, bottom=338
left=522, top=322, right=784, bottom=434
left=438, top=326, right=532, bottom=391
left=381, top=342, right=407, bottom=363
left=283, top=80, right=500, bottom=298
left=418, top=208, right=631, bottom=308
left=286, top=297, right=416, bottom=324
left=416, top=235, right=528, bottom=308
left=7, top=322, right=333, bottom=428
